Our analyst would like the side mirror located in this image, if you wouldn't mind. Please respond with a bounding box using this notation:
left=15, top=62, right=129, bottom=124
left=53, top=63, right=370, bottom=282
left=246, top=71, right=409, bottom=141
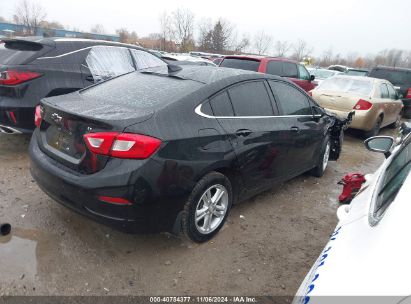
left=310, top=75, right=315, bottom=82
left=312, top=106, right=324, bottom=118
left=364, top=136, right=394, bottom=158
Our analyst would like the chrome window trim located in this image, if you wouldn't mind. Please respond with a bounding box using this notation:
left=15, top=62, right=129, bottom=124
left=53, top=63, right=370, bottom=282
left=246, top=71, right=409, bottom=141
left=194, top=103, right=316, bottom=119
left=37, top=45, right=129, bottom=60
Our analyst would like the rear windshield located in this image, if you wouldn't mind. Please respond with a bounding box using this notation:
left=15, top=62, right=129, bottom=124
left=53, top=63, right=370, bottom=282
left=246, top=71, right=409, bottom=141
left=0, top=41, right=43, bottom=65
left=81, top=72, right=202, bottom=110
left=318, top=77, right=373, bottom=95
left=346, top=70, right=368, bottom=76
left=220, top=58, right=260, bottom=72
left=369, top=69, right=411, bottom=86
left=310, top=69, right=338, bottom=79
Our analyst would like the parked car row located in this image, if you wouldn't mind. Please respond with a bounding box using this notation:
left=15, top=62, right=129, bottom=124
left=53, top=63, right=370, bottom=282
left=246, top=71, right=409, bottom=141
left=0, top=37, right=356, bottom=242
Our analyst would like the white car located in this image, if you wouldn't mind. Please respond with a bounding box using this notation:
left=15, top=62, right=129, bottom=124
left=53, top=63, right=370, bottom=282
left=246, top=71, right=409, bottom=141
left=295, top=124, right=411, bottom=304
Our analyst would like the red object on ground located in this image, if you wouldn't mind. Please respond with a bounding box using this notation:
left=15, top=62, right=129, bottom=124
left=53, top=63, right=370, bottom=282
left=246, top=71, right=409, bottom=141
left=338, top=173, right=366, bottom=204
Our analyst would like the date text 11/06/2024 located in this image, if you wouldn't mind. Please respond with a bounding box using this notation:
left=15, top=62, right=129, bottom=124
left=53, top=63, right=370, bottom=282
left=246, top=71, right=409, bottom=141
left=149, top=297, right=258, bottom=303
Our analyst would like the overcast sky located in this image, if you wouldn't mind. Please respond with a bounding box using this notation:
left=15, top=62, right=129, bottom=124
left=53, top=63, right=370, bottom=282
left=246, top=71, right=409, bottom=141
left=1, top=0, right=411, bottom=56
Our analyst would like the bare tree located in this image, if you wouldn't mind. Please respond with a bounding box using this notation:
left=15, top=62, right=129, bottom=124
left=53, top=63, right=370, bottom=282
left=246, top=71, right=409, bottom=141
left=253, top=31, right=273, bottom=55
left=159, top=12, right=173, bottom=51
left=233, top=34, right=250, bottom=53
left=13, top=0, right=46, bottom=35
left=197, top=17, right=213, bottom=51
left=274, top=40, right=291, bottom=57
left=90, top=24, right=106, bottom=34
left=171, top=8, right=195, bottom=52
left=292, top=39, right=313, bottom=61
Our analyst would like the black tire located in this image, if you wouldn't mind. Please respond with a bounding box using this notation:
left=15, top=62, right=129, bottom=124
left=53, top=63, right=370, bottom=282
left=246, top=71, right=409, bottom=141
left=310, top=136, right=331, bottom=178
left=388, top=114, right=401, bottom=129
left=182, top=172, right=233, bottom=243
left=403, top=106, right=411, bottom=119
left=364, top=116, right=383, bottom=138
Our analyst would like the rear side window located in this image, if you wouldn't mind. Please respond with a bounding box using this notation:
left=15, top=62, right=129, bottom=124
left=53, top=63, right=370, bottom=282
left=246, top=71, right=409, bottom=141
left=298, top=65, right=310, bottom=80
left=130, top=49, right=167, bottom=71
left=370, top=69, right=411, bottom=86
left=380, top=83, right=389, bottom=99
left=85, top=46, right=135, bottom=82
left=210, top=91, right=234, bottom=116
left=220, top=58, right=260, bottom=72
left=269, top=81, right=312, bottom=115
left=319, top=77, right=373, bottom=95
left=0, top=41, right=44, bottom=64
left=228, top=81, right=273, bottom=116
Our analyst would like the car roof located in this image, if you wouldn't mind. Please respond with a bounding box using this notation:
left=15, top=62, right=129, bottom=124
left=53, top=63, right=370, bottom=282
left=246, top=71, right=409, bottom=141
left=371, top=65, right=411, bottom=72
left=329, top=75, right=382, bottom=82
left=3, top=36, right=144, bottom=50
left=171, top=65, right=271, bottom=84
left=223, top=54, right=297, bottom=63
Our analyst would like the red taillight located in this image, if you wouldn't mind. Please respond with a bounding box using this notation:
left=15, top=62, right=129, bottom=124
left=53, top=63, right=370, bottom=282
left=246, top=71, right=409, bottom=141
left=8, top=111, right=17, bottom=124
left=34, top=105, right=42, bottom=128
left=98, top=196, right=132, bottom=205
left=406, top=88, right=411, bottom=99
left=353, top=99, right=373, bottom=110
left=83, top=132, right=162, bottom=159
left=0, top=70, right=42, bottom=86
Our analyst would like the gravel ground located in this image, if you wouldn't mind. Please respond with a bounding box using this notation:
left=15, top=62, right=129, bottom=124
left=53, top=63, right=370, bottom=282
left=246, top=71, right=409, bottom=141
left=0, top=128, right=393, bottom=296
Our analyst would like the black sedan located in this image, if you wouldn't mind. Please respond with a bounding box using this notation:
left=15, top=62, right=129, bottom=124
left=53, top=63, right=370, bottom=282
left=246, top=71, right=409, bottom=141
left=29, top=66, right=350, bottom=242
left=0, top=37, right=167, bottom=134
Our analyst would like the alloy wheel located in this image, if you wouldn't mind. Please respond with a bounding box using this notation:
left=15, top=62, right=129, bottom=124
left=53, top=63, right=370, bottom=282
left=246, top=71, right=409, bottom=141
left=195, top=184, right=229, bottom=234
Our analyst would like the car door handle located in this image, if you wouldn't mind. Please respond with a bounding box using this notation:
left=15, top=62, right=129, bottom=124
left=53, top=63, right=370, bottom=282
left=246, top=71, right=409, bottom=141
left=235, top=129, right=252, bottom=137
left=290, top=126, right=300, bottom=133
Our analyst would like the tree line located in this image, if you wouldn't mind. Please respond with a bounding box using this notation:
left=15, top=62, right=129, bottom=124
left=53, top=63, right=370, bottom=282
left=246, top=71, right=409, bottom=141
left=2, top=0, right=411, bottom=69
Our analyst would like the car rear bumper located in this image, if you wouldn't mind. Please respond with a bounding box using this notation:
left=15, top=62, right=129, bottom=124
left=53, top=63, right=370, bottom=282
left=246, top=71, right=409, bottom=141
left=0, top=107, right=35, bottom=134
left=324, top=108, right=376, bottom=131
left=29, top=132, right=184, bottom=233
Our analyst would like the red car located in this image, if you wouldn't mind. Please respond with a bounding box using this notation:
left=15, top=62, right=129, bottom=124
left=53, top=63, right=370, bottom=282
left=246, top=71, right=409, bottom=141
left=219, top=55, right=317, bottom=92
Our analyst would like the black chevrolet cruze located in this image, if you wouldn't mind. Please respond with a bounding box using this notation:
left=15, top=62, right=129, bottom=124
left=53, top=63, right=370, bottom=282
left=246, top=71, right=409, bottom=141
left=0, top=37, right=167, bottom=134
left=29, top=66, right=349, bottom=242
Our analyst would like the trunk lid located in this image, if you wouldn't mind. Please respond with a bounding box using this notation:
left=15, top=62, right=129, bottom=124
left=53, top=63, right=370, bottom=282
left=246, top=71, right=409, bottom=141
left=37, top=92, right=153, bottom=174
left=313, top=90, right=365, bottom=112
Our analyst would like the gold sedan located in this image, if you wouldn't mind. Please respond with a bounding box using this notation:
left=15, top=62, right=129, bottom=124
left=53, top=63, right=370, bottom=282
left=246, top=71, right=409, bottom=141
left=311, top=75, right=403, bottom=137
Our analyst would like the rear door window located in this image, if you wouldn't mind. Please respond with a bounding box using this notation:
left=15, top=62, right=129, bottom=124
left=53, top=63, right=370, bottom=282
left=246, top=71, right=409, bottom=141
left=219, top=58, right=260, bottom=72
left=269, top=81, right=312, bottom=115
left=209, top=91, right=234, bottom=117
left=130, top=49, right=167, bottom=71
left=282, top=62, right=298, bottom=78
left=266, top=61, right=283, bottom=76
left=85, top=46, right=135, bottom=82
left=380, top=83, right=389, bottom=99
left=228, top=81, right=274, bottom=116
left=387, top=84, right=398, bottom=99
